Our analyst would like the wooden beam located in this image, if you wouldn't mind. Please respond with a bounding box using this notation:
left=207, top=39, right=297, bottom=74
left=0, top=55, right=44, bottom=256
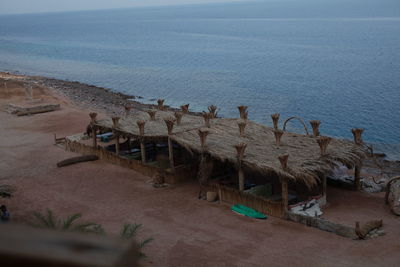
left=57, top=155, right=99, bottom=167
left=168, top=137, right=175, bottom=172
left=10, top=103, right=61, bottom=116
left=281, top=177, right=288, bottom=212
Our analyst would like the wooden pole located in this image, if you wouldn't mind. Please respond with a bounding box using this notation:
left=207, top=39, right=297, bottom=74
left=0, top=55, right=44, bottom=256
left=322, top=174, right=327, bottom=197
left=234, top=142, right=247, bottom=191
left=136, top=120, right=146, bottom=164
left=281, top=177, right=288, bottom=212
left=115, top=134, right=120, bottom=155
left=354, top=164, right=362, bottom=191
left=92, top=126, right=97, bottom=148
left=127, top=137, right=131, bottom=151
left=321, top=174, right=327, bottom=206
left=168, top=137, right=175, bottom=172
left=140, top=141, right=146, bottom=164
left=238, top=168, right=244, bottom=191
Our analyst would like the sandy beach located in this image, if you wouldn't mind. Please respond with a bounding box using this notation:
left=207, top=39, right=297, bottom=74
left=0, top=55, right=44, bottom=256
left=1, top=72, right=400, bottom=266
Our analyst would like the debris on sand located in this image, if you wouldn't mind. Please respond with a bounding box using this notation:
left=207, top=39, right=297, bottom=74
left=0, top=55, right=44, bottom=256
left=57, top=155, right=99, bottom=167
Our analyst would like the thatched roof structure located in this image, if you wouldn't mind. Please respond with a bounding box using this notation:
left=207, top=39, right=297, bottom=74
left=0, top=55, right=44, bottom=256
left=94, top=109, right=365, bottom=188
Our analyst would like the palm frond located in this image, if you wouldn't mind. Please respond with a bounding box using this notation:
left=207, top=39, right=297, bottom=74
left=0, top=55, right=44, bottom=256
left=62, top=213, right=82, bottom=230
left=32, top=209, right=57, bottom=229
left=120, top=223, right=142, bottom=239
left=46, top=209, right=57, bottom=228
left=138, top=237, right=154, bottom=249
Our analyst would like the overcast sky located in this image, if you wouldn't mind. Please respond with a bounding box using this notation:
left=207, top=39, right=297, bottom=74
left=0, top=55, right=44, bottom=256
left=0, top=0, right=250, bottom=15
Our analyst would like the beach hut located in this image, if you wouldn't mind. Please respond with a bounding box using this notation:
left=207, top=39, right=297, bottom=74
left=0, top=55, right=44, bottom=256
left=65, top=105, right=365, bottom=218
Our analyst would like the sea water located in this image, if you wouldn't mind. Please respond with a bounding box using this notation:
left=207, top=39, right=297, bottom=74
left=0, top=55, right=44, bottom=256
left=0, top=0, right=399, bottom=158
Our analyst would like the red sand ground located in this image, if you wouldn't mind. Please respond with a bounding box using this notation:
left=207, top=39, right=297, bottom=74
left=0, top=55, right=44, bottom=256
left=1, top=80, right=399, bottom=266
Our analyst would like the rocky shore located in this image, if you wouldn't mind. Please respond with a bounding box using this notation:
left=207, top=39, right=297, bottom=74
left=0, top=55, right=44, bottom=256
left=1, top=71, right=159, bottom=116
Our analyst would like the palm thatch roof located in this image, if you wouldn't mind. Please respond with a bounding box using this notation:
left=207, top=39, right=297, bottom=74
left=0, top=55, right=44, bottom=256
left=94, top=109, right=365, bottom=188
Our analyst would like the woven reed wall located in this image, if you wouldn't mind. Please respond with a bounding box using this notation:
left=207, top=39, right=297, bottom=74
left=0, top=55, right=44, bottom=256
left=211, top=184, right=284, bottom=218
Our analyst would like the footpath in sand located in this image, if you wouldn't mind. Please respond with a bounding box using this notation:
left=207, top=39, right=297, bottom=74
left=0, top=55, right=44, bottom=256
left=0, top=73, right=399, bottom=266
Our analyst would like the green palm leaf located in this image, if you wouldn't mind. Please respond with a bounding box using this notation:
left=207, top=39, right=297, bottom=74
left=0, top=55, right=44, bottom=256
left=32, top=209, right=57, bottom=228
left=120, top=223, right=142, bottom=239
left=62, top=213, right=82, bottom=230
left=139, top=237, right=154, bottom=249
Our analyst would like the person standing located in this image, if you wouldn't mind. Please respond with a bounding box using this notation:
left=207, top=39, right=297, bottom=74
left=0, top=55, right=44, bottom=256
left=0, top=205, right=10, bottom=222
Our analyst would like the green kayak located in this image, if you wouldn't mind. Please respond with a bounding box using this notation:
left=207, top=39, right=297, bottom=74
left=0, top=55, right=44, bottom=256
left=231, top=204, right=267, bottom=219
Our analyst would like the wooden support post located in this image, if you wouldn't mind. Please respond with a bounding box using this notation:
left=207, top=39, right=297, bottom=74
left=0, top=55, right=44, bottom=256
left=354, top=164, right=362, bottom=191
left=127, top=137, right=131, bottom=151
left=281, top=177, right=288, bottom=212
left=115, top=134, right=120, bottom=155
left=238, top=168, right=244, bottom=191
left=140, top=141, right=146, bottom=164
left=168, top=137, right=175, bottom=172
left=322, top=174, right=327, bottom=197
left=92, top=126, right=97, bottom=148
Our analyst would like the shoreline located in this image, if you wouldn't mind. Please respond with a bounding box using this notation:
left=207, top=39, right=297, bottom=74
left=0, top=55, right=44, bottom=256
left=1, top=70, right=399, bottom=161
left=0, top=70, right=204, bottom=117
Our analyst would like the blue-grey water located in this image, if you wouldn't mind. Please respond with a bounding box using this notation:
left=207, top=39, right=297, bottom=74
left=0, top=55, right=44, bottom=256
left=1, top=0, right=400, bottom=158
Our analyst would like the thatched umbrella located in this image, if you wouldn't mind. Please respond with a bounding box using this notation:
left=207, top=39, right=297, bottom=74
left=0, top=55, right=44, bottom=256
left=197, top=129, right=209, bottom=149
left=351, top=128, right=364, bottom=145
left=208, top=105, right=218, bottom=119
left=147, top=110, right=156, bottom=121
left=174, top=112, right=183, bottom=125
left=278, top=154, right=289, bottom=211
left=137, top=120, right=146, bottom=163
left=124, top=105, right=132, bottom=116
left=234, top=142, right=247, bottom=191
left=89, top=112, right=97, bottom=124
left=181, top=104, right=189, bottom=114
left=273, top=130, right=284, bottom=146
left=316, top=136, right=331, bottom=156
left=157, top=99, right=165, bottom=110
left=271, top=113, right=280, bottom=130
left=111, top=116, right=120, bottom=129
left=278, top=154, right=289, bottom=170
left=164, top=117, right=175, bottom=135
left=310, top=120, right=321, bottom=137
left=164, top=117, right=175, bottom=171
left=202, top=112, right=212, bottom=128
left=237, top=120, right=247, bottom=137
left=112, top=116, right=120, bottom=154
left=238, top=106, right=248, bottom=120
